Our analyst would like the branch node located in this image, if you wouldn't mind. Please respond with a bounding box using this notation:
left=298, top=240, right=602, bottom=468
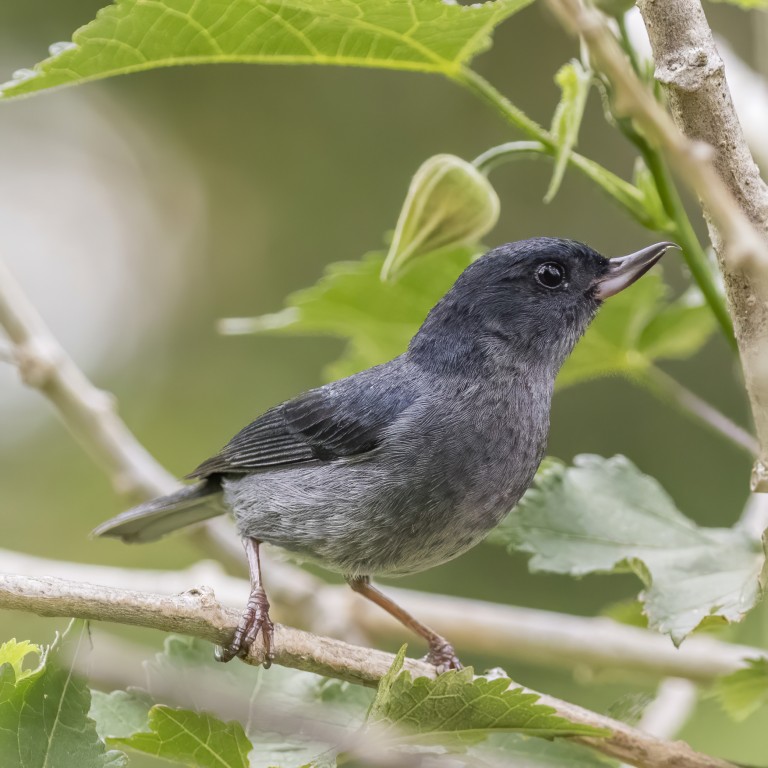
left=16, top=339, right=59, bottom=388
left=750, top=459, right=768, bottom=493
left=655, top=48, right=723, bottom=92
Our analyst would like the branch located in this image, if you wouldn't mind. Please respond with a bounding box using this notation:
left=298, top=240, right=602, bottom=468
left=3, top=548, right=763, bottom=685
left=0, top=572, right=737, bottom=768
left=0, top=259, right=177, bottom=501
left=546, top=0, right=768, bottom=491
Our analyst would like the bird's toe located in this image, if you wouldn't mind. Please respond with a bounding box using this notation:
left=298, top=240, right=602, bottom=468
left=425, top=638, right=462, bottom=673
left=217, top=588, right=274, bottom=668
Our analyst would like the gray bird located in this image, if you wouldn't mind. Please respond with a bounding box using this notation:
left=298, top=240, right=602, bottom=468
left=94, top=237, right=674, bottom=670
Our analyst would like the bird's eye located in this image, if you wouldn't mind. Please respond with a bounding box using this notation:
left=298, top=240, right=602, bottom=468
left=535, top=262, right=565, bottom=289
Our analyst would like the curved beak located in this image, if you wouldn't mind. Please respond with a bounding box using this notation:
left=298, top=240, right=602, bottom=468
left=594, top=242, right=679, bottom=299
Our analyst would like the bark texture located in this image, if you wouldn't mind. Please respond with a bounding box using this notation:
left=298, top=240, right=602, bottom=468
left=637, top=0, right=768, bottom=488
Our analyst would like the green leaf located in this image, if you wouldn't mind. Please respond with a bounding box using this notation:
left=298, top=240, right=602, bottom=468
left=632, top=158, right=675, bottom=233
left=0, top=0, right=534, bottom=100
left=490, top=455, right=767, bottom=645
left=707, top=0, right=768, bottom=8
left=557, top=274, right=714, bottom=388
left=545, top=60, right=592, bottom=203
left=113, top=705, right=251, bottom=767
left=92, top=635, right=372, bottom=768
left=223, top=248, right=712, bottom=386
left=0, top=639, right=41, bottom=682
left=711, top=658, right=768, bottom=721
left=90, top=689, right=153, bottom=740
left=381, top=154, right=499, bottom=280
left=367, top=653, right=608, bottom=745
left=600, top=598, right=648, bottom=629
left=220, top=247, right=476, bottom=380
left=0, top=622, right=128, bottom=768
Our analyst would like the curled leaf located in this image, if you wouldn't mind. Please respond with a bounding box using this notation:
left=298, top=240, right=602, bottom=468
left=381, top=154, right=499, bottom=280
left=545, top=60, right=592, bottom=203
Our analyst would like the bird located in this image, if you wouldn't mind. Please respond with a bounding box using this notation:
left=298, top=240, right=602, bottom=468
left=94, top=237, right=675, bottom=671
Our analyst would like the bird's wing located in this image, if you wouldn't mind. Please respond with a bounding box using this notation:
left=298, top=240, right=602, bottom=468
left=189, top=367, right=419, bottom=478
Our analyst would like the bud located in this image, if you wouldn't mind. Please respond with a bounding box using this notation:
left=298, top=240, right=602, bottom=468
left=380, top=154, right=500, bottom=281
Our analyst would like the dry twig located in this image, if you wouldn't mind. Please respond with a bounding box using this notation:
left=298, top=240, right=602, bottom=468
left=0, top=572, right=737, bottom=768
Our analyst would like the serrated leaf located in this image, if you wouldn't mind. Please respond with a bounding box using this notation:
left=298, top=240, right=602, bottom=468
left=220, top=247, right=476, bottom=380
left=0, top=622, right=128, bottom=768
left=490, top=455, right=767, bottom=645
left=368, top=652, right=608, bottom=746
left=605, top=693, right=654, bottom=727
left=113, top=705, right=251, bottom=768
left=90, top=689, right=153, bottom=740
left=96, top=635, right=370, bottom=768
left=711, top=658, right=768, bottom=721
left=545, top=60, right=592, bottom=203
left=0, top=0, right=534, bottom=99
left=222, top=249, right=712, bottom=386
left=0, top=639, right=41, bottom=682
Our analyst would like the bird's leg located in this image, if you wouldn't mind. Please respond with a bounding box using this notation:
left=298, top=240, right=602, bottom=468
left=346, top=575, right=461, bottom=672
left=216, top=538, right=275, bottom=667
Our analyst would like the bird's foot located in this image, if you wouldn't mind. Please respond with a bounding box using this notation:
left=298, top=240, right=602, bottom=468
left=215, top=586, right=275, bottom=667
left=424, top=637, right=462, bottom=673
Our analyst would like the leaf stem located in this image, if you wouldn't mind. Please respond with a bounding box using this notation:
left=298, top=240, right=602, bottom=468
left=610, top=21, right=735, bottom=347
left=471, top=140, right=652, bottom=227
left=644, top=365, right=757, bottom=455
left=637, top=138, right=736, bottom=347
left=460, top=66, right=735, bottom=347
left=458, top=66, right=653, bottom=226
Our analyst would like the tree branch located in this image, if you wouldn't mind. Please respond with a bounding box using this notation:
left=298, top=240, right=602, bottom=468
left=633, top=0, right=768, bottom=489
left=0, top=259, right=178, bottom=501
left=546, top=0, right=768, bottom=491
left=0, top=571, right=737, bottom=768
left=2, top=548, right=762, bottom=685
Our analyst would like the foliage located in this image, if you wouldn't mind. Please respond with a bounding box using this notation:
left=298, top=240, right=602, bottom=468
left=3, top=0, right=768, bottom=763
left=368, top=648, right=609, bottom=745
left=381, top=154, right=499, bottom=280
left=545, top=60, right=592, bottom=203
left=222, top=247, right=713, bottom=386
left=711, top=659, right=768, bottom=721
left=490, top=455, right=767, bottom=645
left=0, top=622, right=127, bottom=768
left=83, top=638, right=609, bottom=767
left=113, top=706, right=251, bottom=768
left=0, top=0, right=533, bottom=99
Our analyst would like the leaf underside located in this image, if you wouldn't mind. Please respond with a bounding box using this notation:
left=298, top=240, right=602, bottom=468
left=490, top=454, right=767, bottom=645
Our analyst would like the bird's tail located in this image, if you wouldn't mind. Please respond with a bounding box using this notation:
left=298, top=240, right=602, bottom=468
left=92, top=480, right=226, bottom=543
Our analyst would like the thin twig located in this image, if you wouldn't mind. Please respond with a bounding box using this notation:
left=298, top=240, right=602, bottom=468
left=0, top=572, right=737, bottom=768
left=0, top=259, right=178, bottom=501
left=644, top=366, right=758, bottom=455
left=2, top=548, right=762, bottom=684
left=0, top=337, right=15, bottom=363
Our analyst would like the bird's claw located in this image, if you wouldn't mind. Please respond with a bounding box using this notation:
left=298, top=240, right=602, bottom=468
left=215, top=587, right=275, bottom=667
left=425, top=638, right=462, bottom=673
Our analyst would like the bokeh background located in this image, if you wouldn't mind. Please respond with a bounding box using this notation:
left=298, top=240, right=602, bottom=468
left=1, top=1, right=767, bottom=764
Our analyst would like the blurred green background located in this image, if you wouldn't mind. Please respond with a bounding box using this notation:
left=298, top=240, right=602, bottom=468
left=1, top=1, right=766, bottom=764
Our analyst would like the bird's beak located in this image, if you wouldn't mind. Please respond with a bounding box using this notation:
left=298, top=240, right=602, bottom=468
left=594, top=242, right=678, bottom=299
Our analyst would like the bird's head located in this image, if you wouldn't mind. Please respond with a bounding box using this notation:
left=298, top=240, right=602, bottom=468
left=409, top=237, right=676, bottom=375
